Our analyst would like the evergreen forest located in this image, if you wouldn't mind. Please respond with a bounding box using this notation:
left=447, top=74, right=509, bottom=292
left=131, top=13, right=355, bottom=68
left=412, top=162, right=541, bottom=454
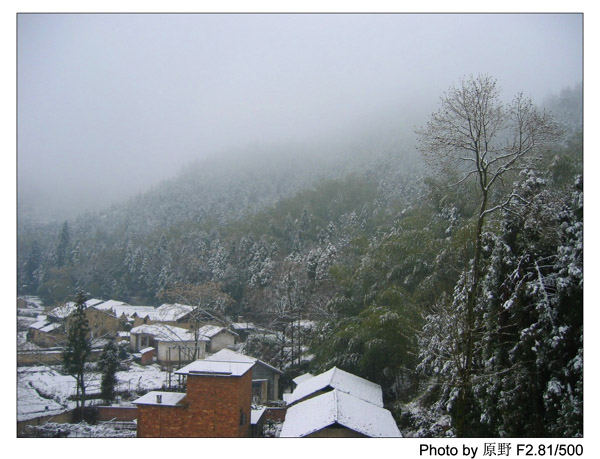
left=17, top=78, right=583, bottom=437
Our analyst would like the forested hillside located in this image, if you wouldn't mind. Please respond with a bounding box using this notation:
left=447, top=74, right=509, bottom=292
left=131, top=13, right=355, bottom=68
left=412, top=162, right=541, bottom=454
left=17, top=80, right=582, bottom=437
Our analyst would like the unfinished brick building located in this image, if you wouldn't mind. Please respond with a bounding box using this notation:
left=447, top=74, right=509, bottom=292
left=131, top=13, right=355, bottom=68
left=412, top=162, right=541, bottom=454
left=133, top=359, right=254, bottom=437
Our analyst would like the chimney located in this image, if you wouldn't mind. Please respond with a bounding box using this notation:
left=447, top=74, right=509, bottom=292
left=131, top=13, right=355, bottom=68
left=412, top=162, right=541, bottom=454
left=156, top=394, right=162, bottom=404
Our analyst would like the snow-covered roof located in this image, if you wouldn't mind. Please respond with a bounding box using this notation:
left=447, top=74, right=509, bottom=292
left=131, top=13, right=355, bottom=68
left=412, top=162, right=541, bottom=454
left=110, top=305, right=156, bottom=319
left=130, top=324, right=205, bottom=342
left=231, top=322, right=257, bottom=330
left=140, top=303, right=194, bottom=322
left=251, top=407, right=266, bottom=425
left=48, top=302, right=77, bottom=319
left=207, top=349, right=282, bottom=374
left=139, top=347, right=155, bottom=354
left=280, top=389, right=401, bottom=438
left=197, top=324, right=238, bottom=339
left=85, top=298, right=105, bottom=308
left=29, top=319, right=49, bottom=330
left=49, top=299, right=122, bottom=319
left=40, top=322, right=62, bottom=333
left=29, top=319, right=62, bottom=333
left=285, top=367, right=383, bottom=407
left=133, top=391, right=186, bottom=407
left=175, top=359, right=254, bottom=377
left=293, top=373, right=314, bottom=385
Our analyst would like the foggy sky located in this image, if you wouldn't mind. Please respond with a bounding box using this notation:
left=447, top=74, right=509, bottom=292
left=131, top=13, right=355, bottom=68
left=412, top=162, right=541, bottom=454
left=17, top=13, right=582, bottom=221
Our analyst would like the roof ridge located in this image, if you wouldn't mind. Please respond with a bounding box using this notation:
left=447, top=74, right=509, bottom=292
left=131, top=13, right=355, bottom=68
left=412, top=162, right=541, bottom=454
left=332, top=389, right=340, bottom=424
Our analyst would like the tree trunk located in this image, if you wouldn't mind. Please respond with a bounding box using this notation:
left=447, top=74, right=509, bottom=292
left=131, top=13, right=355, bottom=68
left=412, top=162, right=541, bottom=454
left=456, top=188, right=488, bottom=437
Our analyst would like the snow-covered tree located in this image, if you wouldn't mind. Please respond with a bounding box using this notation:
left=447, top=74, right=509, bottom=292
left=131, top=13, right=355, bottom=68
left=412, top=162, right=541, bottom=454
left=62, top=291, right=92, bottom=419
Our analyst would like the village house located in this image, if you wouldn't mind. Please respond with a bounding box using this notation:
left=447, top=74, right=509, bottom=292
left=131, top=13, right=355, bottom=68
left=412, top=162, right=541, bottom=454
left=27, top=316, right=65, bottom=347
left=66, top=306, right=120, bottom=341
left=198, top=324, right=239, bottom=353
left=284, top=366, right=383, bottom=407
left=280, top=367, right=401, bottom=438
left=129, top=323, right=208, bottom=365
left=207, top=349, right=282, bottom=403
left=92, top=301, right=155, bottom=330
left=46, top=299, right=121, bottom=342
left=131, top=303, right=195, bottom=328
left=280, top=388, right=401, bottom=438
left=133, top=358, right=255, bottom=437
left=230, top=321, right=260, bottom=340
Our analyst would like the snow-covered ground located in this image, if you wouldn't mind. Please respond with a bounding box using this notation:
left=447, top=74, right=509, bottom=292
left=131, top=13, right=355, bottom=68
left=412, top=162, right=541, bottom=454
left=17, top=362, right=173, bottom=422
left=22, top=421, right=136, bottom=438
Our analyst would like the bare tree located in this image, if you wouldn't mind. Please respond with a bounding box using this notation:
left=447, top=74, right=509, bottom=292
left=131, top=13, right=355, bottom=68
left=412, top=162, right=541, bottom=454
left=158, top=282, right=233, bottom=359
left=416, top=74, right=560, bottom=434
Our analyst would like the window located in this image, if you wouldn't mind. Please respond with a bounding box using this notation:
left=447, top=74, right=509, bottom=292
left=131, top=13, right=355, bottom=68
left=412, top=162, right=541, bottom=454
left=252, top=380, right=268, bottom=403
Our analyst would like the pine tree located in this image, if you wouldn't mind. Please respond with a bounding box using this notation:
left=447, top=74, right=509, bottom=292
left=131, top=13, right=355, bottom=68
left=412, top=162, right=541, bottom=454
left=24, top=240, right=42, bottom=293
left=55, top=221, right=71, bottom=268
left=98, top=340, right=120, bottom=405
left=62, top=291, right=92, bottom=419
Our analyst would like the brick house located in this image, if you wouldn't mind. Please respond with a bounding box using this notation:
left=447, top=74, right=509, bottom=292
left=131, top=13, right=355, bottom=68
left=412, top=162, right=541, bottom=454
left=133, top=359, right=255, bottom=437
left=207, top=349, right=282, bottom=403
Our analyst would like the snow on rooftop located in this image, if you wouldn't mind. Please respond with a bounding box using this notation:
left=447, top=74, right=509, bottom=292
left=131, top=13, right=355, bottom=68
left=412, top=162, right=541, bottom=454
left=85, top=298, right=105, bottom=308
left=285, top=367, right=383, bottom=407
left=175, top=359, right=254, bottom=377
left=115, top=306, right=155, bottom=319
left=130, top=323, right=203, bottom=342
left=231, top=322, right=257, bottom=329
left=280, top=390, right=401, bottom=438
left=207, top=349, right=282, bottom=374
left=39, top=322, right=62, bottom=333
left=48, top=302, right=77, bottom=319
left=292, top=373, right=314, bottom=385
left=133, top=391, right=186, bottom=407
left=207, top=348, right=255, bottom=363
left=251, top=407, right=266, bottom=425
left=197, top=324, right=234, bottom=338
left=29, top=319, right=50, bottom=330
left=140, top=303, right=194, bottom=322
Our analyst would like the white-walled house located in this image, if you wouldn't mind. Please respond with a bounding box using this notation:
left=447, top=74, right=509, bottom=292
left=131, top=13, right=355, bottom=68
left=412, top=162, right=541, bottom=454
left=198, top=324, right=239, bottom=353
left=130, top=324, right=208, bottom=365
left=280, top=367, right=401, bottom=438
